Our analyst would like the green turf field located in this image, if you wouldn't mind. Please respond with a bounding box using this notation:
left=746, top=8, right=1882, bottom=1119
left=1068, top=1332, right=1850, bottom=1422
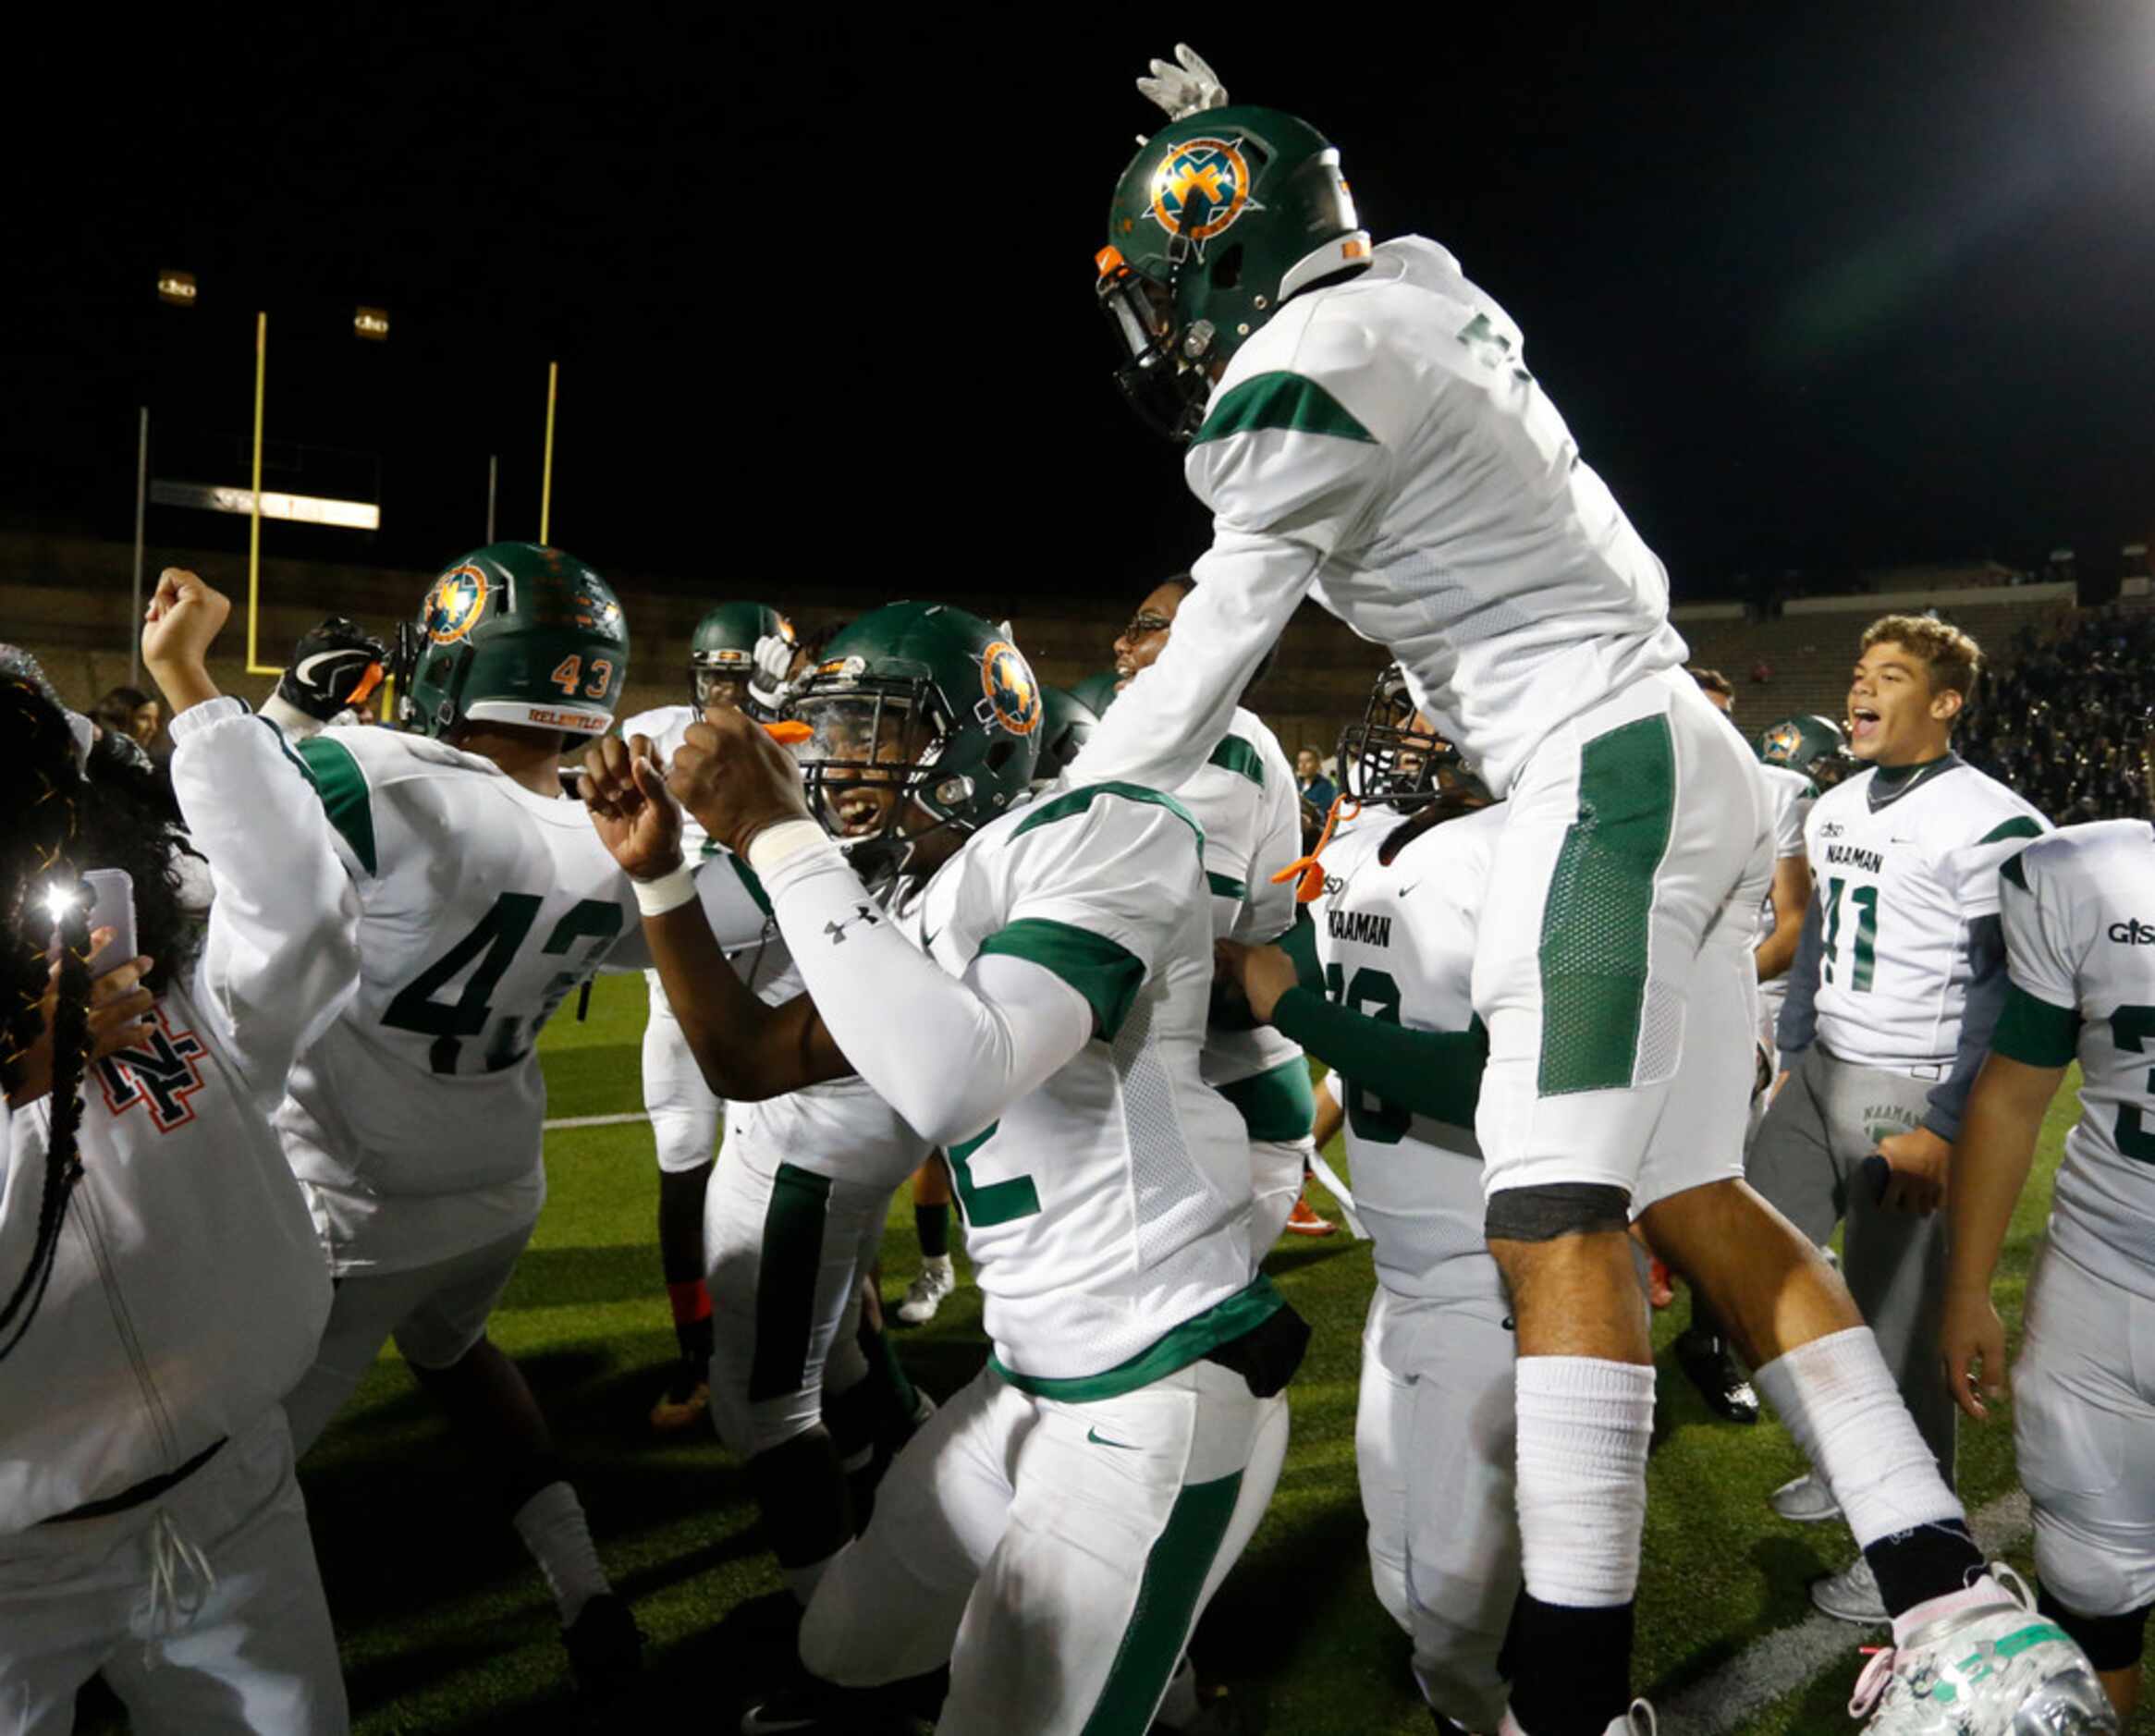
left=276, top=973, right=2144, bottom=1734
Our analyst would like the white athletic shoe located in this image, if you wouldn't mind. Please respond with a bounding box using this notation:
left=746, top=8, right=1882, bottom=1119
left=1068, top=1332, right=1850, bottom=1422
left=1847, top=1567, right=2118, bottom=1732
left=896, top=1255, right=955, bottom=1326
left=1810, top=1555, right=1888, bottom=1626
left=1769, top=1471, right=1844, bottom=1523
left=1496, top=1699, right=1655, bottom=1735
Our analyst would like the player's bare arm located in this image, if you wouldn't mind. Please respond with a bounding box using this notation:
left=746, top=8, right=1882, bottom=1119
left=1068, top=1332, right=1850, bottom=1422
left=1940, top=1049, right=2063, bottom=1422
left=581, top=730, right=848, bottom=1100
left=1755, top=853, right=1812, bottom=983
left=141, top=567, right=231, bottom=714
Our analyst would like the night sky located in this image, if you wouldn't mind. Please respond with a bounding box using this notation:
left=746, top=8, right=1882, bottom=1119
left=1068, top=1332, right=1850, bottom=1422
left=10, top=2, right=2155, bottom=599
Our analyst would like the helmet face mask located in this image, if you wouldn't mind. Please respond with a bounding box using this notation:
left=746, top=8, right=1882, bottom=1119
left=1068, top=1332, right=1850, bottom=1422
left=789, top=605, right=1042, bottom=890
left=1759, top=714, right=1853, bottom=789
left=689, top=602, right=794, bottom=722
left=1337, top=666, right=1469, bottom=809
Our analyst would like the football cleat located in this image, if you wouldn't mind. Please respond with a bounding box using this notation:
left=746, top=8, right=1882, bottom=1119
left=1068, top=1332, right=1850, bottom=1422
left=1813, top=1556, right=1889, bottom=1626
left=649, top=1368, right=711, bottom=1435
left=895, top=1256, right=956, bottom=1326
left=1847, top=1569, right=2117, bottom=1730
left=1497, top=1700, right=1654, bottom=1736
left=1284, top=1192, right=1337, bottom=1237
left=561, top=1591, right=643, bottom=1697
left=1674, top=1328, right=1760, bottom=1424
left=1770, top=1472, right=1845, bottom=1524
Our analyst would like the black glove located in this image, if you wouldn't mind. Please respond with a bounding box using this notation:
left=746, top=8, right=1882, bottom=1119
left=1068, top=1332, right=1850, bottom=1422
left=276, top=618, right=387, bottom=721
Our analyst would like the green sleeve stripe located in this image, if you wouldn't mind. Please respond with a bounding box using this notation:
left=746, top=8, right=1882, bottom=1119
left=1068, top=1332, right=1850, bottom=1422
left=730, top=856, right=772, bottom=915
left=989, top=1276, right=1286, bottom=1400
left=1206, top=871, right=1249, bottom=900
left=1990, top=983, right=2079, bottom=1069
left=2002, top=852, right=2030, bottom=893
left=1206, top=735, right=1266, bottom=788
left=1980, top=816, right=2046, bottom=847
left=294, top=734, right=377, bottom=875
left=979, top=918, right=1146, bottom=1042
left=1217, top=1057, right=1316, bottom=1142
left=1013, top=780, right=1205, bottom=855
left=1191, top=371, right=1377, bottom=448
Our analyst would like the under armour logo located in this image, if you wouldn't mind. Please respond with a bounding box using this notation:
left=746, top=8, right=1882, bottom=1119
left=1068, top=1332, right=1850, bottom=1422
left=825, top=903, right=881, bottom=945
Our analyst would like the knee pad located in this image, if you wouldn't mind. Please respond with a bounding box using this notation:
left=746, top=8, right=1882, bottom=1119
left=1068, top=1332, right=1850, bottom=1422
left=2038, top=1583, right=2150, bottom=1674
left=1485, top=1182, right=1632, bottom=1243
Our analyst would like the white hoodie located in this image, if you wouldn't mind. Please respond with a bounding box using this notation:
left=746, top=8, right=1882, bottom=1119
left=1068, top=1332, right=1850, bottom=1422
left=0, top=697, right=360, bottom=1531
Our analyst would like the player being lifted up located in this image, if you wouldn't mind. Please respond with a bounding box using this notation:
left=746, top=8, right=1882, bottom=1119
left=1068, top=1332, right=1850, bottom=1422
left=582, top=603, right=1305, bottom=1736
left=268, top=544, right=774, bottom=1694
left=1218, top=665, right=1520, bottom=1733
left=618, top=600, right=799, bottom=1431
left=1076, top=43, right=2112, bottom=1732
left=1941, top=719, right=2155, bottom=1723
left=1109, top=572, right=1316, bottom=1261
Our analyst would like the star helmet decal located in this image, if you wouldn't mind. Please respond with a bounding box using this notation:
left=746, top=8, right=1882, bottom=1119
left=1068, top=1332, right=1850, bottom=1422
left=980, top=641, right=1042, bottom=736
left=1761, top=721, right=1803, bottom=764
left=1148, top=134, right=1263, bottom=259
left=422, top=564, right=490, bottom=644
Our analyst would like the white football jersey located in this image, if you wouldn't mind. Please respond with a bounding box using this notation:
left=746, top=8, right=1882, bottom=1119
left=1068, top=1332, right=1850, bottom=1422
left=282, top=727, right=771, bottom=1273
left=1997, top=821, right=2155, bottom=1302
left=1756, top=762, right=1817, bottom=1043
left=1079, top=236, right=1688, bottom=801
left=1310, top=801, right=1506, bottom=1306
left=1804, top=759, right=2047, bottom=1071
left=1172, top=708, right=1311, bottom=1139
left=897, top=783, right=1260, bottom=1388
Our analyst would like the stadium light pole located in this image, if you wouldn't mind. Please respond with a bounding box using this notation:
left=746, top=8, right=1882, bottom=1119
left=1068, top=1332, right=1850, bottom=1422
left=129, top=407, right=149, bottom=688
left=246, top=312, right=275, bottom=674
left=540, top=361, right=557, bottom=544
left=487, top=452, right=498, bottom=544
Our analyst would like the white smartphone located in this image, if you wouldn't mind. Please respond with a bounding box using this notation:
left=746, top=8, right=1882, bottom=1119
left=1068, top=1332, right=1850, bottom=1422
left=47, top=868, right=138, bottom=980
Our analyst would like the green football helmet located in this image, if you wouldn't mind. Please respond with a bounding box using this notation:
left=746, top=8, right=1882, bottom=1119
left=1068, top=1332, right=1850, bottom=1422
left=1758, top=714, right=1851, bottom=789
left=690, top=601, right=795, bottom=721
left=1097, top=104, right=1370, bottom=440
left=396, top=543, right=628, bottom=743
left=790, top=602, right=1043, bottom=887
left=1069, top=669, right=1121, bottom=717
left=1032, top=685, right=1100, bottom=790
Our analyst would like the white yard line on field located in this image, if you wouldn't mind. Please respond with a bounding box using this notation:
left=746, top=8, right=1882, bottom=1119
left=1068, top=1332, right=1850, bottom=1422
left=1657, top=1490, right=2032, bottom=1734
left=542, top=1111, right=652, bottom=1130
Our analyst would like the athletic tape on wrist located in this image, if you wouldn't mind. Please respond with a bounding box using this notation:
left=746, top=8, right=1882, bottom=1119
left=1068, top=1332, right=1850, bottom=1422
left=746, top=818, right=829, bottom=875
left=633, top=865, right=698, bottom=918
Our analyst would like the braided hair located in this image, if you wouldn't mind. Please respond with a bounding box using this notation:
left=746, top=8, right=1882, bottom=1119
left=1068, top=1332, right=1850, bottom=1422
left=0, top=675, right=93, bottom=1357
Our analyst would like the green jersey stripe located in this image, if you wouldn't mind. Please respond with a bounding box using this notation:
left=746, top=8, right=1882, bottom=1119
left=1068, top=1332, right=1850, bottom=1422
left=979, top=918, right=1146, bottom=1043
left=1013, top=780, right=1206, bottom=854
left=1990, top=983, right=2080, bottom=1070
left=989, top=1276, right=1285, bottom=1401
left=730, top=856, right=772, bottom=915
left=294, top=734, right=378, bottom=876
left=1191, top=370, right=1377, bottom=448
left=1206, top=871, right=1249, bottom=901
left=1979, top=816, right=2046, bottom=847
left=1206, top=735, right=1266, bottom=788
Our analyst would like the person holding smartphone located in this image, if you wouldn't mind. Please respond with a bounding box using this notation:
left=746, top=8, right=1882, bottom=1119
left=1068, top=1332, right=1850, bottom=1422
left=0, top=574, right=361, bottom=1733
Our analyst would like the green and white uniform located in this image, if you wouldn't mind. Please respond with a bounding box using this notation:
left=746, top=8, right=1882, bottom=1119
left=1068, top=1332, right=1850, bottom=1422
left=1756, top=760, right=1817, bottom=1066
left=1754, top=756, right=2048, bottom=1481
left=1991, top=820, right=2155, bottom=1620
left=754, top=783, right=1293, bottom=1736
left=1308, top=801, right=1516, bottom=1729
left=1077, top=235, right=1769, bottom=1211
left=274, top=726, right=770, bottom=1453
left=1177, top=707, right=1315, bottom=1265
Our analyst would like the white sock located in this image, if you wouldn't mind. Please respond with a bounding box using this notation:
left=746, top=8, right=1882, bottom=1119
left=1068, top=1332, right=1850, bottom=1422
left=1751, top=1327, right=1964, bottom=1551
left=1513, top=1356, right=1655, bottom=1606
left=512, top=1481, right=610, bottom=1626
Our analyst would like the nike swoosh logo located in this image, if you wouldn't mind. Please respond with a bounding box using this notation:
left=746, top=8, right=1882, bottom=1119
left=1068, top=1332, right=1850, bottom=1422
left=1086, top=1426, right=1140, bottom=1451
left=1398, top=883, right=1421, bottom=897
left=295, top=648, right=369, bottom=682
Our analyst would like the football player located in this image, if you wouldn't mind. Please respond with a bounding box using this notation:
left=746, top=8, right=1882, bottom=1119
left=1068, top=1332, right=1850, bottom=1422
left=1218, top=665, right=1517, bottom=1732
left=1756, top=617, right=2051, bottom=1628
left=1073, top=46, right=2111, bottom=1731
left=268, top=544, right=771, bottom=1693
left=582, top=603, right=1304, bottom=1736
left=618, top=600, right=798, bottom=1431
left=1941, top=732, right=2155, bottom=1722
left=1755, top=714, right=1846, bottom=1074
left=0, top=574, right=356, bottom=1733
left=1111, top=573, right=1316, bottom=1260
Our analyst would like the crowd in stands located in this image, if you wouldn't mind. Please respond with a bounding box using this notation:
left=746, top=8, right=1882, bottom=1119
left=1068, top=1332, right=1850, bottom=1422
left=1962, top=604, right=2155, bottom=823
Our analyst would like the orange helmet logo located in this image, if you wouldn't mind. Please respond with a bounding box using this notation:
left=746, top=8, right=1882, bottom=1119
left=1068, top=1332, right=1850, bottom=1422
left=422, top=565, right=489, bottom=644
left=1149, top=137, right=1255, bottom=251
left=981, top=642, right=1041, bottom=737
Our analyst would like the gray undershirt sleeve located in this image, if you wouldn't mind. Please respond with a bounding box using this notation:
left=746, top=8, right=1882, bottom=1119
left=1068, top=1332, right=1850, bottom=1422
left=1774, top=887, right=1827, bottom=1057
left=1922, top=913, right=2008, bottom=1145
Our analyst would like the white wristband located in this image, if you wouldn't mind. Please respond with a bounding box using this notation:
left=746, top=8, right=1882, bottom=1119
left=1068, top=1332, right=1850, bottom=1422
left=745, top=819, right=830, bottom=875
left=633, top=864, right=698, bottom=918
